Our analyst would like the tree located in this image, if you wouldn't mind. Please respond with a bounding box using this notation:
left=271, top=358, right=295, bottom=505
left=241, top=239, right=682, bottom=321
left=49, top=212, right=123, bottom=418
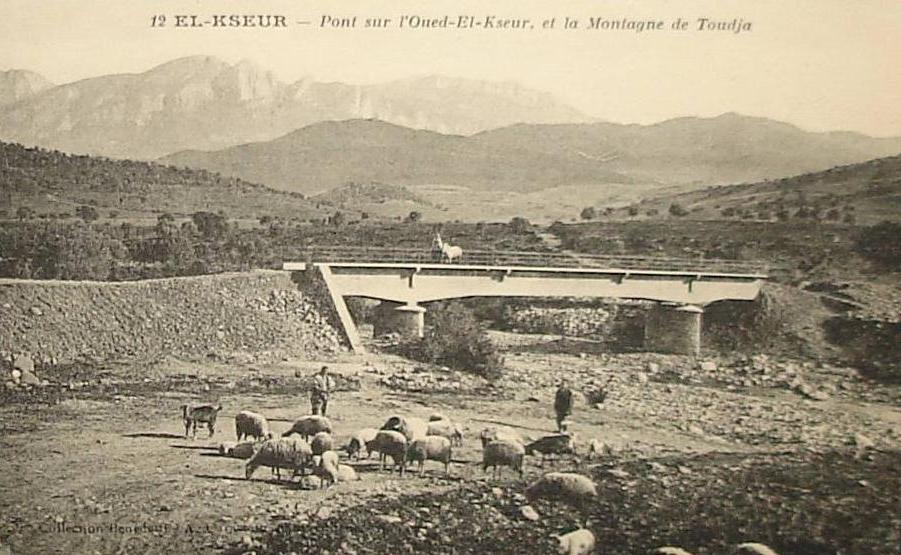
left=406, top=210, right=422, bottom=223
left=330, top=211, right=346, bottom=226
left=402, top=302, right=503, bottom=379
left=75, top=205, right=99, bottom=223
left=626, top=206, right=639, bottom=217
left=668, top=203, right=689, bottom=217
left=854, top=221, right=901, bottom=270
left=192, top=211, right=229, bottom=239
left=508, top=216, right=531, bottom=233
left=580, top=206, right=597, bottom=220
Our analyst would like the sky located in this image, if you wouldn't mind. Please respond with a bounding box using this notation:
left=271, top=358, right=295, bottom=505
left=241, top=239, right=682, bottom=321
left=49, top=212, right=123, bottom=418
left=1, top=0, right=899, bottom=136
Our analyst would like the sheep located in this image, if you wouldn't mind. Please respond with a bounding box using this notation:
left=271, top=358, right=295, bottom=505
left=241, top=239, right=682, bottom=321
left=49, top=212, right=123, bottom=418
left=552, top=528, right=595, bottom=555
left=525, top=472, right=598, bottom=507
left=381, top=415, right=428, bottom=441
left=525, top=433, right=578, bottom=467
left=426, top=419, right=464, bottom=447
left=736, top=543, right=779, bottom=555
left=234, top=410, right=273, bottom=441
left=312, top=450, right=341, bottom=489
left=310, top=431, right=334, bottom=456
left=182, top=404, right=222, bottom=439
left=335, top=464, right=359, bottom=482
left=345, top=427, right=379, bottom=460
left=482, top=439, right=526, bottom=478
left=479, top=426, right=524, bottom=449
left=366, top=430, right=408, bottom=476
left=219, top=441, right=259, bottom=459
left=245, top=437, right=312, bottom=481
left=406, top=436, right=453, bottom=476
left=283, top=415, right=332, bottom=441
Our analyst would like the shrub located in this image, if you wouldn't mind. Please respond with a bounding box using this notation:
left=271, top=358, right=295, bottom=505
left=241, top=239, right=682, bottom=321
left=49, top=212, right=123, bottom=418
left=399, top=302, right=503, bottom=379
left=854, top=221, right=901, bottom=270
left=580, top=206, right=597, bottom=220
left=668, top=203, right=689, bottom=217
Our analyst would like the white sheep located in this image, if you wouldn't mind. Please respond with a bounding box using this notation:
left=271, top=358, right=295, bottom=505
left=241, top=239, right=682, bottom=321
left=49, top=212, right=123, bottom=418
left=652, top=548, right=695, bottom=555
left=312, top=450, right=341, bottom=489
left=406, top=435, right=453, bottom=476
left=336, top=464, right=359, bottom=482
left=245, top=437, right=312, bottom=481
left=381, top=415, right=428, bottom=441
left=552, top=528, right=595, bottom=555
left=482, top=439, right=526, bottom=478
left=310, top=431, right=334, bottom=456
left=426, top=419, right=464, bottom=447
left=366, top=430, right=408, bottom=476
left=345, top=427, right=379, bottom=460
left=736, top=543, right=779, bottom=555
left=234, top=410, right=273, bottom=441
left=283, top=415, right=332, bottom=440
left=480, top=426, right=524, bottom=448
left=525, top=472, right=598, bottom=507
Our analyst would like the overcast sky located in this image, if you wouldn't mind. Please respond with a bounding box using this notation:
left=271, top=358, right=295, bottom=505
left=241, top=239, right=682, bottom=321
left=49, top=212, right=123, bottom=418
left=1, top=0, right=899, bottom=136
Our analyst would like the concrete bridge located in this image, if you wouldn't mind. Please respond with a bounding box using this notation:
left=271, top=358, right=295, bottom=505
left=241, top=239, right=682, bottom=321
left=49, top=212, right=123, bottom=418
left=284, top=247, right=768, bottom=355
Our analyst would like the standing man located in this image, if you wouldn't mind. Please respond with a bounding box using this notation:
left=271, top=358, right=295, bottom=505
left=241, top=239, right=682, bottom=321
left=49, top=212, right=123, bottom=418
left=311, top=366, right=334, bottom=416
left=554, top=379, right=574, bottom=433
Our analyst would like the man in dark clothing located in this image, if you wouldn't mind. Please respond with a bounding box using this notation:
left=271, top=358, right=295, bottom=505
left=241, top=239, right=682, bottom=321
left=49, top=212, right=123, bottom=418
left=554, top=379, right=574, bottom=432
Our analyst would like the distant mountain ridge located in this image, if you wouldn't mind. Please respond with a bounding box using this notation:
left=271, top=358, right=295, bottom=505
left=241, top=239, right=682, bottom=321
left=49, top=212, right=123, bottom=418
left=0, top=56, right=589, bottom=159
left=161, top=116, right=901, bottom=196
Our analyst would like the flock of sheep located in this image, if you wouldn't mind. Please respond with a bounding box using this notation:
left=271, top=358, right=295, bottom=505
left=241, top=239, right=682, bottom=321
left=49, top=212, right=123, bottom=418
left=197, top=407, right=602, bottom=554
left=187, top=407, right=780, bottom=555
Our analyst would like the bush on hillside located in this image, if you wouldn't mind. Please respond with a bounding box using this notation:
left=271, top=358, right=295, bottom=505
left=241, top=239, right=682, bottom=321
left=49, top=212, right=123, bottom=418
left=399, top=302, right=504, bottom=379
left=854, top=221, right=901, bottom=271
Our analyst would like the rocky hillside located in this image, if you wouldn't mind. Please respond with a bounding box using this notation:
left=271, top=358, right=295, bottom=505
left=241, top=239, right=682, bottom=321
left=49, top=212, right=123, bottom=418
left=0, top=56, right=588, bottom=159
left=0, top=270, right=342, bottom=365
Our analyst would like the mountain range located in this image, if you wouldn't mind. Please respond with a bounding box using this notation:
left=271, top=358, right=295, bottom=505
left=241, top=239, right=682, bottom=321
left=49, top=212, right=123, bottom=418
left=0, top=56, right=588, bottom=159
left=161, top=116, right=901, bottom=196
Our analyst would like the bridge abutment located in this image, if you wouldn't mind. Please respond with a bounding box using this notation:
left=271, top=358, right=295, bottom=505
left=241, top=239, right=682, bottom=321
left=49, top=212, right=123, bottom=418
left=373, top=301, right=425, bottom=339
left=644, top=303, right=703, bottom=356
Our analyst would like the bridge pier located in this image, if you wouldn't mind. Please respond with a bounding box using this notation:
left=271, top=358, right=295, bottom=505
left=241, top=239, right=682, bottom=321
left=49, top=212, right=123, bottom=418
left=373, top=301, right=425, bottom=339
left=644, top=303, right=703, bottom=356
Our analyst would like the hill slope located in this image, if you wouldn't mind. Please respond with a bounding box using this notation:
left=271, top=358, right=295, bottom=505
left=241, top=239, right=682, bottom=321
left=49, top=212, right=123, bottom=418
left=162, top=119, right=634, bottom=195
left=630, top=154, right=901, bottom=224
left=471, top=113, right=901, bottom=186
left=0, top=57, right=589, bottom=159
left=0, top=141, right=322, bottom=221
left=161, top=115, right=901, bottom=197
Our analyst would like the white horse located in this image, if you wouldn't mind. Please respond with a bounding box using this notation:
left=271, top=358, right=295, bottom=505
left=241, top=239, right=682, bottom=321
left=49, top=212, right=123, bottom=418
left=433, top=233, right=463, bottom=263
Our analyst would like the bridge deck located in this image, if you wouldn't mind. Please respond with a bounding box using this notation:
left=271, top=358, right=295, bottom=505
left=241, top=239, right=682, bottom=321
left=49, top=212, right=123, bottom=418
left=284, top=246, right=768, bottom=277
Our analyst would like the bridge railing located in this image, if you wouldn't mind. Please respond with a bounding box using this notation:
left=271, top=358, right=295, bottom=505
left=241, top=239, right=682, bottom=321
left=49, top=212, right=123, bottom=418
left=295, top=246, right=768, bottom=275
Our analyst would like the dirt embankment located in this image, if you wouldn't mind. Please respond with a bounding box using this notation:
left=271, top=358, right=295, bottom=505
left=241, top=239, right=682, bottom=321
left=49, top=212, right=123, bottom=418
left=0, top=270, right=342, bottom=366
